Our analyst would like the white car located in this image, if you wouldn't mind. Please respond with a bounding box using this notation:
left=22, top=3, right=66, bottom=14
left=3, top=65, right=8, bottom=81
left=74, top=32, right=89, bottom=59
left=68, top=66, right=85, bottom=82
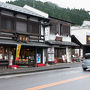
left=82, top=53, right=90, bottom=71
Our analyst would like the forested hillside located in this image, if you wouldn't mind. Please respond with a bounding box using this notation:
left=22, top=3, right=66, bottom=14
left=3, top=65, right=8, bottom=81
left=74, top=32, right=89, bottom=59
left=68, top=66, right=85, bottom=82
left=7, top=0, right=90, bottom=25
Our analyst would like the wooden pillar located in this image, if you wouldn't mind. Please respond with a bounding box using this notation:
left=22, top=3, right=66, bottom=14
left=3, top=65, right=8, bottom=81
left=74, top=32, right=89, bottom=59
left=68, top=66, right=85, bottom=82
left=27, top=16, right=30, bottom=33
left=35, top=47, right=37, bottom=67
left=13, top=13, right=17, bottom=32
left=0, top=11, right=1, bottom=29
left=27, top=16, right=29, bottom=33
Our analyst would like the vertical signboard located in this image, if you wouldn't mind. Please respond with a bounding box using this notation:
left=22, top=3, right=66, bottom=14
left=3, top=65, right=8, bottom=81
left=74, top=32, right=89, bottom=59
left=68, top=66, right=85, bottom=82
left=16, top=44, right=21, bottom=61
left=48, top=48, right=54, bottom=61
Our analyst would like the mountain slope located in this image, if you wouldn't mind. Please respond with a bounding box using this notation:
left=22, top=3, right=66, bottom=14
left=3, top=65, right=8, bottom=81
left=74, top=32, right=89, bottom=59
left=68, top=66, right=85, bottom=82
left=7, top=0, right=90, bottom=25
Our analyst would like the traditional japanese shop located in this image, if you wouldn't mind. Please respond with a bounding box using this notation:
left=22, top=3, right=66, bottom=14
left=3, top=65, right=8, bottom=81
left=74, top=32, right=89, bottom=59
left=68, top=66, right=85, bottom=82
left=0, top=1, right=50, bottom=69
left=0, top=41, right=48, bottom=69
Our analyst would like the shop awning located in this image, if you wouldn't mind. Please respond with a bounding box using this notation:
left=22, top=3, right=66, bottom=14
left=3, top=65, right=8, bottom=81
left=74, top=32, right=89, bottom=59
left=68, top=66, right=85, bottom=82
left=0, top=40, right=50, bottom=47
left=46, top=40, right=79, bottom=47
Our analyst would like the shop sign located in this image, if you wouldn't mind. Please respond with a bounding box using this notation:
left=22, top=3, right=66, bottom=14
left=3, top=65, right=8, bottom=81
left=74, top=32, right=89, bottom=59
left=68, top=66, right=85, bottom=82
left=17, top=35, right=29, bottom=43
left=55, top=36, right=62, bottom=41
left=16, top=44, right=21, bottom=61
left=87, top=35, right=90, bottom=44
left=48, top=48, right=54, bottom=54
left=36, top=53, right=41, bottom=63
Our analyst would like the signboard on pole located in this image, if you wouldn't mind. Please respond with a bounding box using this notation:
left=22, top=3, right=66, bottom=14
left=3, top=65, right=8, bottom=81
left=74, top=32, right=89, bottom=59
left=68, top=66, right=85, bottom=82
left=16, top=44, right=21, bottom=61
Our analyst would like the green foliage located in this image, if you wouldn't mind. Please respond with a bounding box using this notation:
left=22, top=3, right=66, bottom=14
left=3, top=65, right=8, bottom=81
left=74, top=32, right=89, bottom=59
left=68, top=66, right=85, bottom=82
left=7, top=0, right=90, bottom=25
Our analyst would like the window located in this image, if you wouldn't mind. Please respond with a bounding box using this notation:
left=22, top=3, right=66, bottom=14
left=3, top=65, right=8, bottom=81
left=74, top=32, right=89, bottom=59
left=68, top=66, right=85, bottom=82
left=4, top=47, right=9, bottom=60
left=55, top=48, right=66, bottom=58
left=60, top=24, right=70, bottom=36
left=59, top=24, right=62, bottom=35
left=0, top=46, right=4, bottom=60
left=1, top=16, right=14, bottom=31
left=50, top=24, right=57, bottom=34
left=0, top=46, right=9, bottom=61
left=28, top=21, right=40, bottom=34
left=16, top=20, right=27, bottom=33
left=16, top=47, right=36, bottom=65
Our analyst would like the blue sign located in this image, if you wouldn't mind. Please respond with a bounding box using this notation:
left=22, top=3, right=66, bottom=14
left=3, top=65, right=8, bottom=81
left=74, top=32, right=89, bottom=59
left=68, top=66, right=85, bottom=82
left=37, top=53, right=41, bottom=63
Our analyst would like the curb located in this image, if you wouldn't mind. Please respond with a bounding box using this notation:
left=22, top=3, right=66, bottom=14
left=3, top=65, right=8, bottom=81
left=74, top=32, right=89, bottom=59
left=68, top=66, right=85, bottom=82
left=0, top=67, right=70, bottom=76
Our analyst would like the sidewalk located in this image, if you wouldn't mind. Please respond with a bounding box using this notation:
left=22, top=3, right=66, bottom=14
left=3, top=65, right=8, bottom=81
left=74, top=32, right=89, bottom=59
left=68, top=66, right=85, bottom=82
left=0, top=62, right=81, bottom=76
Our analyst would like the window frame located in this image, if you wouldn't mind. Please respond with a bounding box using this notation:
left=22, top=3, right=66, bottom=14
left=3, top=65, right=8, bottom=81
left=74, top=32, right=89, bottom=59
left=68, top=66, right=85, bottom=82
left=27, top=20, right=41, bottom=35
left=16, top=18, right=27, bottom=33
left=60, top=24, right=70, bottom=36
left=0, top=15, right=14, bottom=32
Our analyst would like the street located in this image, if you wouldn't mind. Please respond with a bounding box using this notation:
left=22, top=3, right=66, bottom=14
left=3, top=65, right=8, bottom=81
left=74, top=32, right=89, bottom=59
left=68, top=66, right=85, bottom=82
left=0, top=66, right=90, bottom=90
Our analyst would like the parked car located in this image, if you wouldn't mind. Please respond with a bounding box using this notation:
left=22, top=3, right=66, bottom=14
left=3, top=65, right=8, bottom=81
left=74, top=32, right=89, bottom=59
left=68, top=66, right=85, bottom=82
left=82, top=53, right=90, bottom=71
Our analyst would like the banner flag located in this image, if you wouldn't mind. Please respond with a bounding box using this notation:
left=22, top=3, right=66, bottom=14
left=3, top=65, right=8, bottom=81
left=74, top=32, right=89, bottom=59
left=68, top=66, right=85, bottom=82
left=16, top=44, right=21, bottom=61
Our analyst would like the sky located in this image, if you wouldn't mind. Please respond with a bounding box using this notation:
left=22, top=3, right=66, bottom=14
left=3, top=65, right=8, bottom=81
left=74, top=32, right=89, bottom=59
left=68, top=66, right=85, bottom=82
left=0, top=0, right=90, bottom=11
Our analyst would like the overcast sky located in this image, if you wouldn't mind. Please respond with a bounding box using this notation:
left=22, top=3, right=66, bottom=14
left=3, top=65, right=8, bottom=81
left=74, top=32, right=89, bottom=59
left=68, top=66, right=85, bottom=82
left=0, top=0, right=90, bottom=11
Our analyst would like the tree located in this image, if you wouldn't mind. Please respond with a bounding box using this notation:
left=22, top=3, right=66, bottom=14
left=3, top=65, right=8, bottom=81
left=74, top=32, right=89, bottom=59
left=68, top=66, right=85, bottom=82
left=7, top=0, right=90, bottom=25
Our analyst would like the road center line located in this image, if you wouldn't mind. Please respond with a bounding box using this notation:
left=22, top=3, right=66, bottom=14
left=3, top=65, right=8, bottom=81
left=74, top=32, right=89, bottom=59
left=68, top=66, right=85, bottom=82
left=25, top=74, right=90, bottom=90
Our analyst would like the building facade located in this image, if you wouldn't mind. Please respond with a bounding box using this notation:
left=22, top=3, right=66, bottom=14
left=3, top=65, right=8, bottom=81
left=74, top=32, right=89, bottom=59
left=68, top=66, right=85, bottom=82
left=45, top=17, right=78, bottom=63
left=71, top=21, right=90, bottom=57
left=0, top=2, right=79, bottom=69
left=0, top=2, right=49, bottom=69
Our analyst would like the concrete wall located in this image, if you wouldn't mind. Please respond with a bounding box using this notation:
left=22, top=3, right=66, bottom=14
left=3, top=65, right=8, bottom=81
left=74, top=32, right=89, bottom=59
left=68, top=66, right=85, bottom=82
left=66, top=47, right=72, bottom=62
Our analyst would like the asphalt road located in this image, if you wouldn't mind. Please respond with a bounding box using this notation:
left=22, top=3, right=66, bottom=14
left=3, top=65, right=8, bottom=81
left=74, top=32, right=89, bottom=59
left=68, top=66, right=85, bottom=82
left=0, top=66, right=90, bottom=90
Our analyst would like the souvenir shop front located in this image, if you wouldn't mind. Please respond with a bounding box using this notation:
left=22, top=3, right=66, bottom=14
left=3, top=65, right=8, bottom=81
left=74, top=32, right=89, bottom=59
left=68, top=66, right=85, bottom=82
left=16, top=46, right=43, bottom=66
left=0, top=41, right=48, bottom=69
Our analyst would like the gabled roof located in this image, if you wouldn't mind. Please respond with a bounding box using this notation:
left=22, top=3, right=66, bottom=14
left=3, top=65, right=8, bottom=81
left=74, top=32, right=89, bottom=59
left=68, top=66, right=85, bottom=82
left=71, top=35, right=82, bottom=46
left=0, top=1, right=48, bottom=19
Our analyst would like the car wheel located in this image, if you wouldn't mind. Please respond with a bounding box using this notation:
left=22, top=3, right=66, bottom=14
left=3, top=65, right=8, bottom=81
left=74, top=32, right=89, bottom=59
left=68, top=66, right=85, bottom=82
left=83, top=68, right=87, bottom=71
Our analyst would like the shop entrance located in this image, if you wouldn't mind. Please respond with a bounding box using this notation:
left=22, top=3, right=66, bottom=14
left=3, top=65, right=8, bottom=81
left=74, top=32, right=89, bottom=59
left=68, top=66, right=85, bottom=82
left=36, top=48, right=43, bottom=64
left=16, top=46, right=36, bottom=66
left=83, top=46, right=90, bottom=54
left=55, top=48, right=66, bottom=63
